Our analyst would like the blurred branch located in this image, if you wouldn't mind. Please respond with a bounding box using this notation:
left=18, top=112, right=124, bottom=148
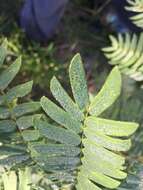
left=79, top=0, right=112, bottom=16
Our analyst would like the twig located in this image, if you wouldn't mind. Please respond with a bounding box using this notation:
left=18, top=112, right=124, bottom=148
left=79, top=0, right=112, bottom=16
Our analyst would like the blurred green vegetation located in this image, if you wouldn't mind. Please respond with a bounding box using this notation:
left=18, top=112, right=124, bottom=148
left=0, top=0, right=109, bottom=99
left=1, top=1, right=143, bottom=190
left=1, top=0, right=143, bottom=182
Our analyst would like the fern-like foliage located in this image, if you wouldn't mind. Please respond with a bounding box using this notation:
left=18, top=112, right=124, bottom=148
left=0, top=40, right=41, bottom=170
left=118, top=163, right=143, bottom=190
left=27, top=54, right=139, bottom=190
left=125, top=0, right=143, bottom=28
left=102, top=33, right=143, bottom=81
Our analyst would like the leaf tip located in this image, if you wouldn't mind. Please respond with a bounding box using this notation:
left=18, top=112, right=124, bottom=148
left=40, top=96, right=46, bottom=103
left=70, top=53, right=82, bottom=67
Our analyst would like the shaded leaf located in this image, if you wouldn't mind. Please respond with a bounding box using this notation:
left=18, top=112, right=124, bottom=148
left=0, top=57, right=21, bottom=90
left=6, top=81, right=33, bottom=103
left=36, top=120, right=81, bottom=145
left=12, top=102, right=41, bottom=117
left=40, top=96, right=82, bottom=133
left=17, top=114, right=42, bottom=130
left=0, top=39, right=7, bottom=67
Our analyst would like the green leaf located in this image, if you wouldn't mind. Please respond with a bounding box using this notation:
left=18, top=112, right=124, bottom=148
left=103, top=33, right=143, bottom=81
left=85, top=116, right=139, bottom=137
left=125, top=0, right=143, bottom=28
left=82, top=154, right=127, bottom=179
left=0, top=95, right=4, bottom=105
left=12, top=102, right=41, bottom=117
left=33, top=156, right=80, bottom=172
left=0, top=145, right=25, bottom=157
left=76, top=173, right=101, bottom=190
left=0, top=155, right=29, bottom=168
left=0, top=57, right=21, bottom=90
left=79, top=167, right=121, bottom=189
left=0, top=120, right=16, bottom=133
left=0, top=107, right=10, bottom=119
left=30, top=143, right=80, bottom=157
left=6, top=81, right=33, bottom=103
left=84, top=130, right=131, bottom=151
left=69, top=53, right=89, bottom=110
left=36, top=120, right=81, bottom=145
left=40, top=96, right=82, bottom=133
left=22, top=130, right=39, bottom=141
left=18, top=168, right=31, bottom=190
left=16, top=114, right=42, bottom=130
left=50, top=76, right=84, bottom=121
left=83, top=139, right=125, bottom=168
left=0, top=39, right=7, bottom=67
left=89, top=67, right=121, bottom=116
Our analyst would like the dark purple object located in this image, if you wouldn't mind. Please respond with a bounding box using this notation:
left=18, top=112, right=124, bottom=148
left=20, top=0, right=68, bottom=42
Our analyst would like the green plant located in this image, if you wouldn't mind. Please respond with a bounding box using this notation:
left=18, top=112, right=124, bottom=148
left=118, top=163, right=143, bottom=190
left=25, top=53, right=139, bottom=190
left=1, top=168, right=31, bottom=190
left=0, top=14, right=141, bottom=189
left=125, top=0, right=143, bottom=28
left=0, top=25, right=66, bottom=91
left=102, top=33, right=143, bottom=81
left=0, top=40, right=42, bottom=170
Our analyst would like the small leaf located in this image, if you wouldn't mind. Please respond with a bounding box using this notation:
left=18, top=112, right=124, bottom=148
left=84, top=130, right=131, bottom=151
left=83, top=139, right=125, bottom=168
left=6, top=81, right=33, bottom=103
left=22, top=130, right=39, bottom=141
left=0, top=145, right=25, bottom=157
left=0, top=39, right=7, bottom=67
left=69, top=53, right=89, bottom=110
left=0, top=155, right=29, bottom=168
left=50, top=76, right=84, bottom=121
left=34, top=156, right=80, bottom=172
left=0, top=95, right=4, bottom=105
left=0, top=107, right=10, bottom=119
left=82, top=155, right=127, bottom=179
left=40, top=96, right=82, bottom=133
left=0, top=120, right=16, bottom=133
left=30, top=143, right=80, bottom=157
left=19, top=168, right=31, bottom=190
left=76, top=173, right=101, bottom=190
left=89, top=67, right=121, bottom=116
left=17, top=114, right=42, bottom=130
left=36, top=120, right=81, bottom=145
left=86, top=167, right=120, bottom=189
left=0, top=57, right=21, bottom=90
left=85, top=116, right=139, bottom=137
left=12, top=102, right=41, bottom=117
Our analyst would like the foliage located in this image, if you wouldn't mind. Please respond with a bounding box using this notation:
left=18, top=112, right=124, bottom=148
left=0, top=26, right=66, bottom=90
left=0, top=168, right=31, bottom=190
left=102, top=33, right=143, bottom=81
left=0, top=40, right=42, bottom=170
left=25, top=53, right=138, bottom=190
left=125, top=0, right=143, bottom=28
left=0, top=0, right=143, bottom=189
left=118, top=163, right=143, bottom=190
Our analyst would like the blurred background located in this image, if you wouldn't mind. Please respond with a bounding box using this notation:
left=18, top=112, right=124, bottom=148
left=1, top=1, right=143, bottom=189
left=0, top=0, right=139, bottom=99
